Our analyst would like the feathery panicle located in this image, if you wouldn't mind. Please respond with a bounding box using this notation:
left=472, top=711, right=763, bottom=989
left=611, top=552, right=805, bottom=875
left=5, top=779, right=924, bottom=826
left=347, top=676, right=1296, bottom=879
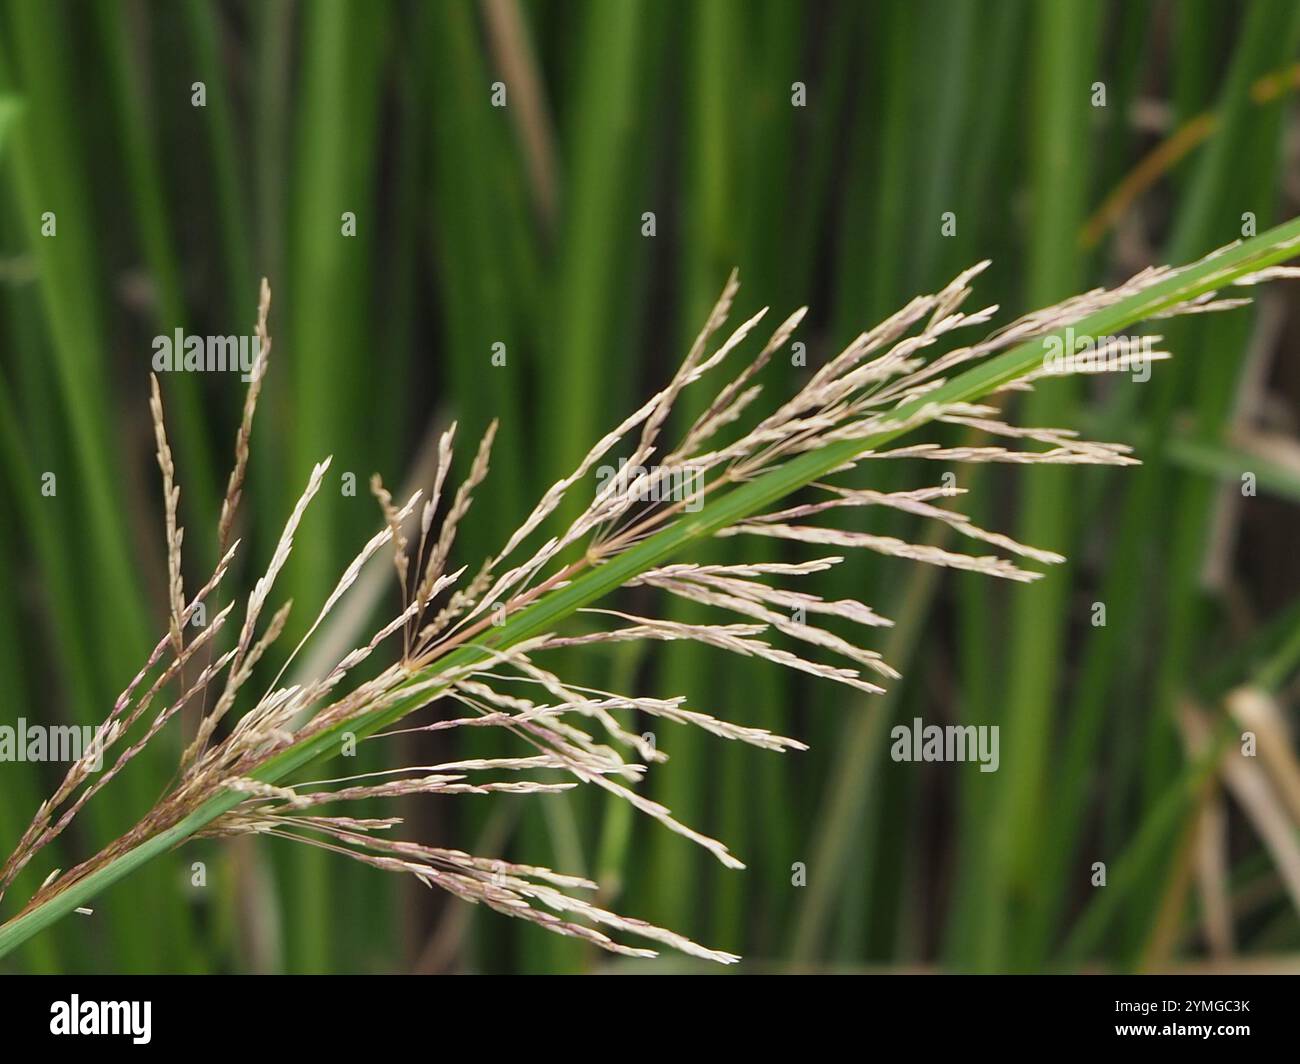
left=415, top=420, right=498, bottom=635
left=414, top=422, right=458, bottom=606
left=181, top=457, right=329, bottom=773
left=217, top=277, right=273, bottom=555
left=6, top=243, right=1295, bottom=961
left=148, top=374, right=186, bottom=660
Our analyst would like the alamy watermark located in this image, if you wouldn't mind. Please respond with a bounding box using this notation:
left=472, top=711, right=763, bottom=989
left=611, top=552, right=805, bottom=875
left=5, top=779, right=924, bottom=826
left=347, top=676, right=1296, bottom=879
left=0, top=719, right=107, bottom=770
left=890, top=717, right=999, bottom=772
left=594, top=458, right=704, bottom=512
left=1041, top=327, right=1159, bottom=383
left=50, top=996, right=151, bottom=1044
left=152, top=328, right=261, bottom=382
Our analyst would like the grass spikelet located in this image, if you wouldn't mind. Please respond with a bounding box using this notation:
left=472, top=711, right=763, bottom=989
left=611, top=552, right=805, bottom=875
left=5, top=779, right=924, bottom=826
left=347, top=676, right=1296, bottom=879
left=148, top=374, right=186, bottom=661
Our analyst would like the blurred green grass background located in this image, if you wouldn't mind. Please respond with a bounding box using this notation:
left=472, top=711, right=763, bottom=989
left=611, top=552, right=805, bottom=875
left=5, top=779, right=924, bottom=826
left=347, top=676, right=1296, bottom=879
left=2, top=0, right=1300, bottom=973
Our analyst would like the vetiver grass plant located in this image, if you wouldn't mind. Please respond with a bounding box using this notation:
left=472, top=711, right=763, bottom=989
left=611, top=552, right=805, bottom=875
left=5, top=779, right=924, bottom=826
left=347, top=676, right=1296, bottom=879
left=3, top=218, right=1300, bottom=962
